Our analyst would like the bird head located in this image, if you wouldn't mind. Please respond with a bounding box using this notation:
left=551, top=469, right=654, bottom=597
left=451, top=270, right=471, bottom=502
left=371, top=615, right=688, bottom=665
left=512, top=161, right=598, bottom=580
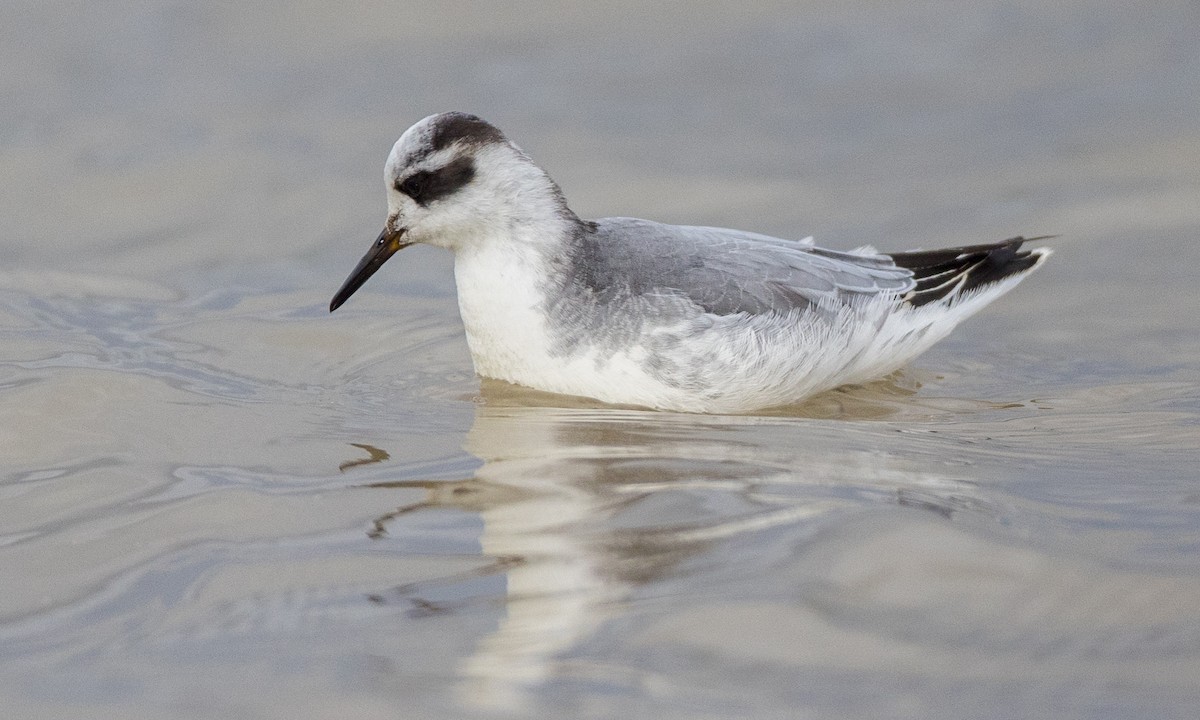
left=330, top=112, right=565, bottom=312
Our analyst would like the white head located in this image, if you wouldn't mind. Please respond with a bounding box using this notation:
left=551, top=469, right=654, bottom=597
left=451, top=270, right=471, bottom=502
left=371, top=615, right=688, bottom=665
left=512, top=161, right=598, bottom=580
left=330, top=112, right=574, bottom=311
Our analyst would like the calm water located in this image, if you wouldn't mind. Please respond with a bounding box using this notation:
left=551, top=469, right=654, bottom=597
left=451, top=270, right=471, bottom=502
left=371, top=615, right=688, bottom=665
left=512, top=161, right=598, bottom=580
left=3, top=1, right=1200, bottom=718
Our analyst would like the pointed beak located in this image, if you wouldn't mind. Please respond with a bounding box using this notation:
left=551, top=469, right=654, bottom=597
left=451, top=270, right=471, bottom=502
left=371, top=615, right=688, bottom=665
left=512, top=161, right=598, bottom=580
left=329, top=226, right=411, bottom=312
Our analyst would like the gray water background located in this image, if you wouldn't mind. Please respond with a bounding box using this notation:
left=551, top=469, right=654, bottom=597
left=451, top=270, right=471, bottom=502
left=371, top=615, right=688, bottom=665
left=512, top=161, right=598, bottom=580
left=2, top=1, right=1199, bottom=718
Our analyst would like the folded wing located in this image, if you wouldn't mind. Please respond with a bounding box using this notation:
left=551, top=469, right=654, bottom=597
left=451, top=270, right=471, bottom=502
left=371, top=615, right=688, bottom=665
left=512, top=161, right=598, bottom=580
left=584, top=218, right=914, bottom=316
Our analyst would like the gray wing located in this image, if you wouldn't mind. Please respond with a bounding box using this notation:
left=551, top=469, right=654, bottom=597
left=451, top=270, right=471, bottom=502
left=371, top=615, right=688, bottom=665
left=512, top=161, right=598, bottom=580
left=578, top=217, right=914, bottom=315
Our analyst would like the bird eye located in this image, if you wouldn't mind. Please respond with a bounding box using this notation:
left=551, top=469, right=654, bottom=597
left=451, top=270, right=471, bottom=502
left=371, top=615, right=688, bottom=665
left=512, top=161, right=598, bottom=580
left=393, top=158, right=473, bottom=207
left=397, top=174, right=428, bottom=202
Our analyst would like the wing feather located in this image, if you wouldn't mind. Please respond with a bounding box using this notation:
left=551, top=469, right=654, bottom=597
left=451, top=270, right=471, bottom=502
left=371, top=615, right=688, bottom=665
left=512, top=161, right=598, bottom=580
left=583, top=218, right=913, bottom=316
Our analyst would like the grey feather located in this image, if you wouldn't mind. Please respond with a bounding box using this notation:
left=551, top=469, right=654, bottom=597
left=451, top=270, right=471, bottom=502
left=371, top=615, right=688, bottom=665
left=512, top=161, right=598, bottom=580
left=567, top=217, right=915, bottom=317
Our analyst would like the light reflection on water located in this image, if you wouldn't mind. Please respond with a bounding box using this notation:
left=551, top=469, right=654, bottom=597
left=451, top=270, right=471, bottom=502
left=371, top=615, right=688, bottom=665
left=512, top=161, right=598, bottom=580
left=373, top=399, right=983, bottom=713
left=352, top=393, right=1200, bottom=715
left=1, top=271, right=1200, bottom=718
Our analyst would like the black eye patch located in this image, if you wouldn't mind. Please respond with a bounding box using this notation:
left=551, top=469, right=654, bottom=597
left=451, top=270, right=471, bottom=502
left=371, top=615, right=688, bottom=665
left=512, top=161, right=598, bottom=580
left=394, top=156, right=476, bottom=206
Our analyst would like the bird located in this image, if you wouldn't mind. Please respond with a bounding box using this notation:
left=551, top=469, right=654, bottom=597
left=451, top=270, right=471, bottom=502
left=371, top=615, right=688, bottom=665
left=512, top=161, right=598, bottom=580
left=330, top=112, right=1050, bottom=414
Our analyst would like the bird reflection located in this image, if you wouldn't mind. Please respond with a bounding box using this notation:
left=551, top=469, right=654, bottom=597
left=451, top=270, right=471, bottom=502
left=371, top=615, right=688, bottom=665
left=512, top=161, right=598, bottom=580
left=342, top=380, right=985, bottom=712
left=338, top=442, right=390, bottom=472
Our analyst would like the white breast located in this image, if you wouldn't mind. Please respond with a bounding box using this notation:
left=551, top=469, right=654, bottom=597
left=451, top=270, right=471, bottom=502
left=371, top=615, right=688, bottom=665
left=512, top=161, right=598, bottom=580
left=451, top=231, right=690, bottom=406
left=453, top=238, right=554, bottom=382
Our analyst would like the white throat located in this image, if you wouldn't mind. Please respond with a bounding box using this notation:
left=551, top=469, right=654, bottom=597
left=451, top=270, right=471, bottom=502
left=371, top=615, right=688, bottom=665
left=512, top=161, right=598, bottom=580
left=452, top=215, right=576, bottom=383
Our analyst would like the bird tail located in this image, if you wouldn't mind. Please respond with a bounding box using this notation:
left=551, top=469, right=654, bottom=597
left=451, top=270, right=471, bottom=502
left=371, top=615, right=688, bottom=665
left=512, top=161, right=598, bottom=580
left=891, top=236, right=1053, bottom=307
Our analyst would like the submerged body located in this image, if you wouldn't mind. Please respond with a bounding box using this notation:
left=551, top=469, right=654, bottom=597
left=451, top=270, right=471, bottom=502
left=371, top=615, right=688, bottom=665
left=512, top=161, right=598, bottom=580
left=330, top=112, right=1049, bottom=413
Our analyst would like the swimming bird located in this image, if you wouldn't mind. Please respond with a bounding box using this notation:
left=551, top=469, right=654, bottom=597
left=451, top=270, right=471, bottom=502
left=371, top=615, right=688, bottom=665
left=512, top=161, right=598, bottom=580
left=330, top=112, right=1049, bottom=413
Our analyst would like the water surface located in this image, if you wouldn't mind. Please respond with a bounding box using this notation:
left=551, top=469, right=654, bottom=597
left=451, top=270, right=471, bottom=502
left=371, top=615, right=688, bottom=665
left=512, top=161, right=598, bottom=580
left=2, top=1, right=1199, bottom=718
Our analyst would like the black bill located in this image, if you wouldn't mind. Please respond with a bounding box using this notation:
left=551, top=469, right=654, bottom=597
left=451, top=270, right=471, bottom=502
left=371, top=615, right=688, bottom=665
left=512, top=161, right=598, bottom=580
left=329, top=226, right=410, bottom=312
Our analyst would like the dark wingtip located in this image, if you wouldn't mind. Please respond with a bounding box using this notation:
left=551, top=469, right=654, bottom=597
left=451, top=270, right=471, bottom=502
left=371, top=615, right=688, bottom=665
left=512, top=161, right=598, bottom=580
left=892, top=235, right=1052, bottom=307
